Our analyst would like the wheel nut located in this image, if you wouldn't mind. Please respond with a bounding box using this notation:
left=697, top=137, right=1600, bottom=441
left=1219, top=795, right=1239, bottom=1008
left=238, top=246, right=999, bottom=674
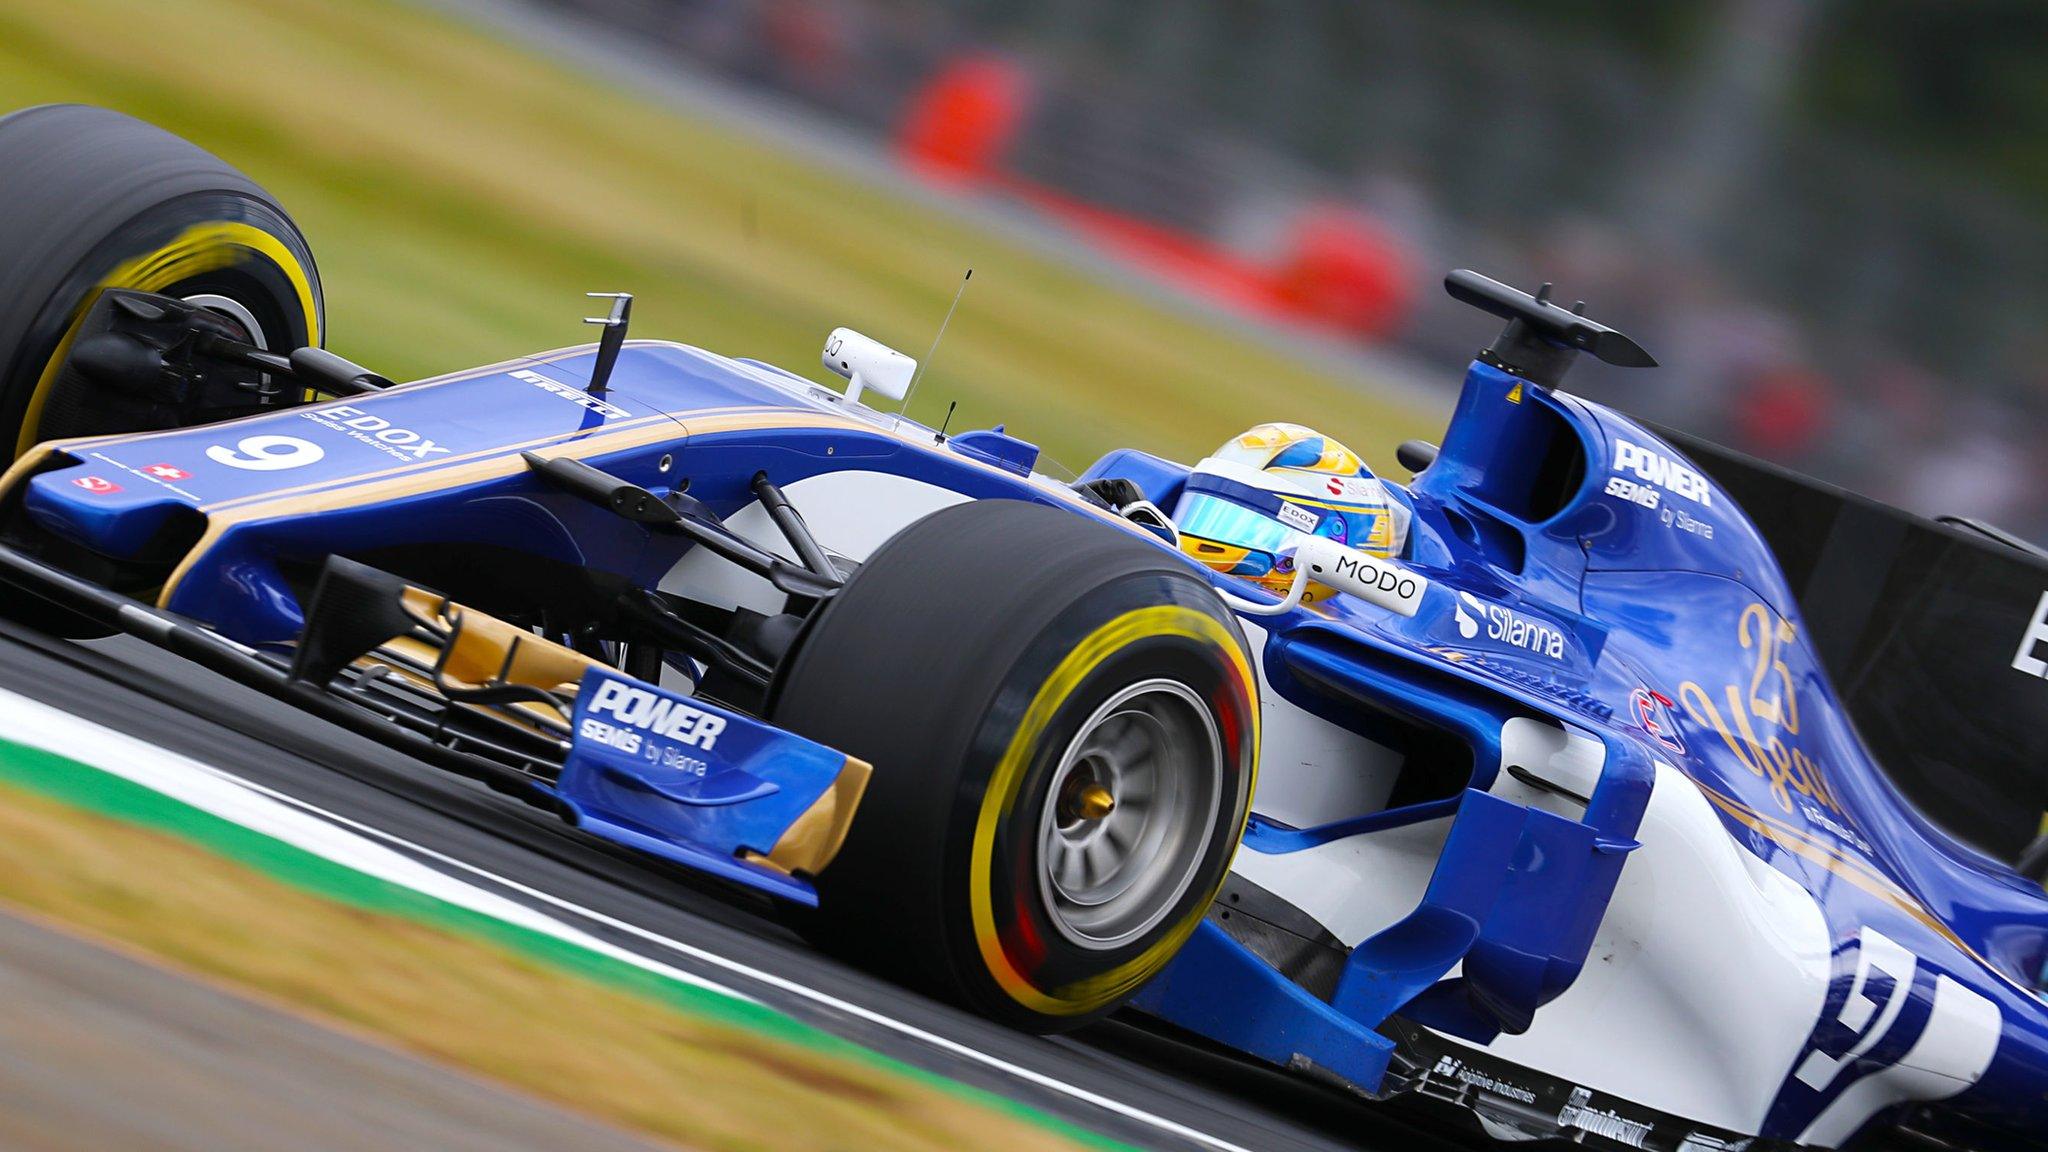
left=1075, top=783, right=1116, bottom=821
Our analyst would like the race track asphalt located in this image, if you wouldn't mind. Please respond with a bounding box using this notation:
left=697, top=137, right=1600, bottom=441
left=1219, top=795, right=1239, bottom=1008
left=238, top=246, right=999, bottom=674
left=0, top=907, right=668, bottom=1152
left=0, top=619, right=1481, bottom=1152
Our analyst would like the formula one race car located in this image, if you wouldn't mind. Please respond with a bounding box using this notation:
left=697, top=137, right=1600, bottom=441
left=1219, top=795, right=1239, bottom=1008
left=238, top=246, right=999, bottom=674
left=2, top=105, right=2046, bottom=1152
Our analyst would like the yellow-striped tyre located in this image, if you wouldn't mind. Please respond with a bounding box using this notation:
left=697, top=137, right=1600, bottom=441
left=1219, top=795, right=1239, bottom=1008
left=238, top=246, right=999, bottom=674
left=772, top=499, right=1259, bottom=1032
left=0, top=104, right=322, bottom=458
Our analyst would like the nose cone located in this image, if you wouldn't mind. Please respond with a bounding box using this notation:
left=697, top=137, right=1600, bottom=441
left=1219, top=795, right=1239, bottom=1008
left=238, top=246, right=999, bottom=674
left=23, top=454, right=204, bottom=559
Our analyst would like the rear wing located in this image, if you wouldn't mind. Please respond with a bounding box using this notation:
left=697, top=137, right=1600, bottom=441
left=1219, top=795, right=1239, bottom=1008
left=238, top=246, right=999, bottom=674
left=1661, top=428, right=2048, bottom=863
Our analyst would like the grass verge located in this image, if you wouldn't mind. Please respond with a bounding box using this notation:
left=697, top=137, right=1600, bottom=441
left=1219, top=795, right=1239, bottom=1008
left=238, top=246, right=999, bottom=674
left=0, top=0, right=1438, bottom=473
left=0, top=736, right=1125, bottom=1152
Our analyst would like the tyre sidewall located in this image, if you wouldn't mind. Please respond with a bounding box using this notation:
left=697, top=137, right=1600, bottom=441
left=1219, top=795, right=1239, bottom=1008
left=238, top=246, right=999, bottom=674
left=0, top=106, right=323, bottom=457
left=942, top=565, right=1258, bottom=1026
left=4, top=191, right=321, bottom=449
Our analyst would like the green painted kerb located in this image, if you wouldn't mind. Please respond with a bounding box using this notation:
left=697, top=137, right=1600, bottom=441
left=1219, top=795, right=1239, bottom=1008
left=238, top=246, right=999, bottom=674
left=0, top=734, right=1135, bottom=1152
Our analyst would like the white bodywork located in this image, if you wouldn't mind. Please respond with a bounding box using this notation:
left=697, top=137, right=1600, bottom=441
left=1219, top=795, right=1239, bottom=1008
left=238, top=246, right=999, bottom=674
left=1453, top=760, right=1834, bottom=1133
left=665, top=470, right=970, bottom=615
left=1231, top=648, right=1998, bottom=1140
left=1230, top=620, right=1844, bottom=1133
left=1237, top=622, right=1405, bottom=828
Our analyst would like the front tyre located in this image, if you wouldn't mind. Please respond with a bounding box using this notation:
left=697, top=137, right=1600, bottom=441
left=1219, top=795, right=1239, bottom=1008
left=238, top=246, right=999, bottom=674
left=0, top=104, right=323, bottom=457
left=772, top=499, right=1258, bottom=1032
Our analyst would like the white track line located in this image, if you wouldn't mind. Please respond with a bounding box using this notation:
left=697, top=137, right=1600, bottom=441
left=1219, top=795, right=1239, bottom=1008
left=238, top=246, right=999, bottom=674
left=94, top=731, right=1263, bottom=1152
left=0, top=692, right=751, bottom=1004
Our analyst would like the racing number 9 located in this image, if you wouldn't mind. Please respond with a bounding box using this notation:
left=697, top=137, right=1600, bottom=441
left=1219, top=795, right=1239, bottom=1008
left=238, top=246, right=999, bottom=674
left=204, top=434, right=324, bottom=471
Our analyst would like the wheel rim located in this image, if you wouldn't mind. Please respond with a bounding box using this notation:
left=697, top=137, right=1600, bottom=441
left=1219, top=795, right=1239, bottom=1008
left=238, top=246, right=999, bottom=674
left=1036, top=678, right=1223, bottom=950
left=180, top=292, right=268, bottom=349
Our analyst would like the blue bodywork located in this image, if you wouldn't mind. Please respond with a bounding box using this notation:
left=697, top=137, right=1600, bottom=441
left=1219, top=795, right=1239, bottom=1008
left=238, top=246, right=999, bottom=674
left=559, top=667, right=851, bottom=904
left=13, top=338, right=2048, bottom=1146
left=1121, top=360, right=2048, bottom=1146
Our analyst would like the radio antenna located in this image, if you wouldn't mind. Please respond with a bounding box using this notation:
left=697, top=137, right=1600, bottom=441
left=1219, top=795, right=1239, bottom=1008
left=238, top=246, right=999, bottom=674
left=899, top=268, right=970, bottom=427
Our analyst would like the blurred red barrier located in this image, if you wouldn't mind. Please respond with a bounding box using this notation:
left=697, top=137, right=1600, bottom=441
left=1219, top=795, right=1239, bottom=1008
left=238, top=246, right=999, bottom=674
left=896, top=54, right=1416, bottom=342
left=897, top=54, right=1033, bottom=186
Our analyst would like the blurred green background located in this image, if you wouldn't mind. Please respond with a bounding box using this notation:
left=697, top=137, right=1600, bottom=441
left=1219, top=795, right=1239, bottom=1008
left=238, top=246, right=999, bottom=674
left=0, top=0, right=1437, bottom=474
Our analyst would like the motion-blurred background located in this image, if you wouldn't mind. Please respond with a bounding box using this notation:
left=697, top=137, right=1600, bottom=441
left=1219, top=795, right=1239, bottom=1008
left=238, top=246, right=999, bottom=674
left=6, top=0, right=2037, bottom=539
left=547, top=0, right=2048, bottom=542
left=4, top=7, right=2040, bottom=1148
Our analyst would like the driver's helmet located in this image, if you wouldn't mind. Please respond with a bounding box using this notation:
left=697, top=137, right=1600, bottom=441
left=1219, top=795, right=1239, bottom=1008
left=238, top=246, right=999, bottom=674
left=1172, top=423, right=1408, bottom=599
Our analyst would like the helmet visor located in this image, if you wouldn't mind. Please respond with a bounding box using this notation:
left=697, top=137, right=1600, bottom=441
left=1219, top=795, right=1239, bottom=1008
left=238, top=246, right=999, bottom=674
left=1175, top=492, right=1300, bottom=556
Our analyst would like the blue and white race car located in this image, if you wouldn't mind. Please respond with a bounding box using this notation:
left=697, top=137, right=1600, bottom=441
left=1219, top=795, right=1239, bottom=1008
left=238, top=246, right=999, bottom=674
left=3, top=105, right=2046, bottom=1151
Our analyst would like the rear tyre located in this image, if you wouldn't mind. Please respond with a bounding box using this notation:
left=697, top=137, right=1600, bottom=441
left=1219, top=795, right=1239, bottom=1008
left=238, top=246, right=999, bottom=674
left=0, top=104, right=323, bottom=458
left=771, top=499, right=1259, bottom=1032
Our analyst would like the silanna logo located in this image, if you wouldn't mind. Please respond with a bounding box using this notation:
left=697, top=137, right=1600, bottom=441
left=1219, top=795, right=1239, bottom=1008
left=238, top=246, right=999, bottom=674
left=1453, top=591, right=1565, bottom=661
left=2013, top=591, right=2048, bottom=682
